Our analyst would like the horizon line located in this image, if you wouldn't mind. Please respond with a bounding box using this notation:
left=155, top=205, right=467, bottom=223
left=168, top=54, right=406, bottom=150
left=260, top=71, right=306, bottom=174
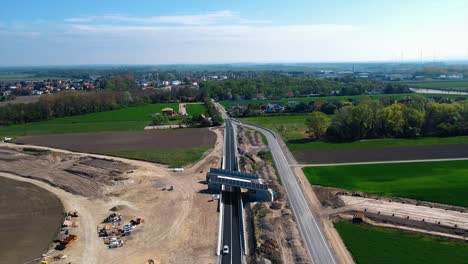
left=2, top=58, right=468, bottom=68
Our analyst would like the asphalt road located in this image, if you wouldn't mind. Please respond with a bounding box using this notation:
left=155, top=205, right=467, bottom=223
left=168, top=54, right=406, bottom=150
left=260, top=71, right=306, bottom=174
left=221, top=119, right=242, bottom=264
left=238, top=121, right=337, bottom=264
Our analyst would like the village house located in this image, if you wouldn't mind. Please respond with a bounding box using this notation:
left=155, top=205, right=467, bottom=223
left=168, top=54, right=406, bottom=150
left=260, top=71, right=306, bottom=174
left=264, top=103, right=285, bottom=114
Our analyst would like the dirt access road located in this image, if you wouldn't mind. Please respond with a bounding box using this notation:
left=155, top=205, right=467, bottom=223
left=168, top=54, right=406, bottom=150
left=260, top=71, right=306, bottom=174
left=0, top=127, right=223, bottom=264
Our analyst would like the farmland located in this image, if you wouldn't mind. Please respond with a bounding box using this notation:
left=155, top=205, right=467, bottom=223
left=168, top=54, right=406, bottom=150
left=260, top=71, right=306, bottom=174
left=13, top=128, right=217, bottom=167
left=186, top=103, right=209, bottom=116
left=0, top=176, right=64, bottom=264
left=0, top=103, right=207, bottom=136
left=398, top=80, right=468, bottom=92
left=105, top=147, right=210, bottom=167
left=335, top=221, right=468, bottom=264
left=303, top=160, right=468, bottom=207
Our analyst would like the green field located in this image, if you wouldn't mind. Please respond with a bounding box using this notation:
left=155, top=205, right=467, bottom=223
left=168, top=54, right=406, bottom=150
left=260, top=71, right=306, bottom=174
left=241, top=115, right=308, bottom=141
left=303, top=160, right=468, bottom=207
left=398, top=80, right=468, bottom=92
left=104, top=147, right=209, bottom=168
left=221, top=93, right=467, bottom=108
left=335, top=221, right=468, bottom=264
left=240, top=115, right=468, bottom=151
left=186, top=103, right=209, bottom=116
left=0, top=103, right=207, bottom=136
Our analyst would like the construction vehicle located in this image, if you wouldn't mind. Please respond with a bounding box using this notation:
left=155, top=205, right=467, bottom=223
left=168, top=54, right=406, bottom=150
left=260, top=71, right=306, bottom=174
left=109, top=240, right=124, bottom=249
left=56, top=235, right=78, bottom=250
left=130, top=218, right=143, bottom=226
left=68, top=211, right=79, bottom=217
left=103, top=213, right=122, bottom=223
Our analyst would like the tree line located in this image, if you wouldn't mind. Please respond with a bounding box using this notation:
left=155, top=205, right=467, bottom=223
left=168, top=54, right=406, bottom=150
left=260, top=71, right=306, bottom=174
left=0, top=91, right=137, bottom=125
left=200, top=76, right=410, bottom=100
left=305, top=97, right=468, bottom=142
left=0, top=90, right=224, bottom=128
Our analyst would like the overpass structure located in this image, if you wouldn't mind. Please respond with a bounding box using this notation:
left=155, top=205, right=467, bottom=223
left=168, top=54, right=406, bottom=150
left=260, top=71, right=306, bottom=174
left=207, top=168, right=273, bottom=202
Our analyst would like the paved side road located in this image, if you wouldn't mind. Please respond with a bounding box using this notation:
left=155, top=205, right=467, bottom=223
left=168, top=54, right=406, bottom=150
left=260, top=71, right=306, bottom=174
left=237, top=121, right=337, bottom=264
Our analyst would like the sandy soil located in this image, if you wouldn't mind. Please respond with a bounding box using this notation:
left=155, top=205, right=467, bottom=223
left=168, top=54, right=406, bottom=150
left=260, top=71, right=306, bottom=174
left=13, top=128, right=216, bottom=153
left=336, top=195, right=468, bottom=231
left=293, top=144, right=468, bottom=164
left=0, top=127, right=224, bottom=264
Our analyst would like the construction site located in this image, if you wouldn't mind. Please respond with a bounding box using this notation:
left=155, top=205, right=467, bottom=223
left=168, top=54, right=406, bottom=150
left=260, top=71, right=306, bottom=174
left=1, top=120, right=466, bottom=264
left=0, top=127, right=224, bottom=264
left=315, top=186, right=468, bottom=242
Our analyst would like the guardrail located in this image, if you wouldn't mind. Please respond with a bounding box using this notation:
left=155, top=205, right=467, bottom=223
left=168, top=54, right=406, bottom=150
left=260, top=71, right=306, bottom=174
left=239, top=196, right=247, bottom=257
left=217, top=186, right=224, bottom=256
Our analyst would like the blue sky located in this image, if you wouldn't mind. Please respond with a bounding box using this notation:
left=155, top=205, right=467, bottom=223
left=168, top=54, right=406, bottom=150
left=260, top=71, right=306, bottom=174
left=1, top=0, right=467, bottom=66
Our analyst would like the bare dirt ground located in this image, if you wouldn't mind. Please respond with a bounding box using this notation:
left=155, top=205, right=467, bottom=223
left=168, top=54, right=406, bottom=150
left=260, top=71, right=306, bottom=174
left=313, top=186, right=468, bottom=242
left=337, top=196, right=468, bottom=229
left=13, top=128, right=216, bottom=153
left=237, top=127, right=311, bottom=264
left=0, top=95, right=40, bottom=107
left=293, top=144, right=468, bottom=164
left=0, top=176, right=64, bottom=264
left=0, top=127, right=224, bottom=264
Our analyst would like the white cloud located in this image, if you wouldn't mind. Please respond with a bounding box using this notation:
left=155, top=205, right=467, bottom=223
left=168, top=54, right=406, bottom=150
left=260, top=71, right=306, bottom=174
left=2, top=10, right=467, bottom=66
left=58, top=21, right=468, bottom=64
left=65, top=10, right=270, bottom=25
left=60, top=23, right=362, bottom=63
left=67, top=23, right=357, bottom=39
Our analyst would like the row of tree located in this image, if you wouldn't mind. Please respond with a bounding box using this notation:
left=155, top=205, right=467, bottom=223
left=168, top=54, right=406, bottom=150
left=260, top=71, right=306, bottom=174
left=200, top=77, right=410, bottom=100
left=0, top=91, right=136, bottom=125
left=204, top=97, right=223, bottom=126
left=0, top=89, right=225, bottom=128
left=143, top=86, right=201, bottom=103
left=305, top=98, right=468, bottom=141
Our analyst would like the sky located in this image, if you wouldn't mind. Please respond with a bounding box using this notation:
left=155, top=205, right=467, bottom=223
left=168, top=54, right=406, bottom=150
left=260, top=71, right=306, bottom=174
left=0, top=0, right=467, bottom=66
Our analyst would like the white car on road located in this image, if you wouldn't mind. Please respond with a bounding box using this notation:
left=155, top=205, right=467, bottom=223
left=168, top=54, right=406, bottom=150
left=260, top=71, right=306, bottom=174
left=222, top=245, right=229, bottom=255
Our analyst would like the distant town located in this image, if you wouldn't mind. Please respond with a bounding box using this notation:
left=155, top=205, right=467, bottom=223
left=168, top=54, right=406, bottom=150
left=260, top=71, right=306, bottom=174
left=1, top=63, right=466, bottom=99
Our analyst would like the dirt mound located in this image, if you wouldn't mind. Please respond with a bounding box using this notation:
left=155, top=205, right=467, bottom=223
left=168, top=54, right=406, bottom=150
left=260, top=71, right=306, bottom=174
left=110, top=205, right=128, bottom=212
left=0, top=147, right=135, bottom=197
